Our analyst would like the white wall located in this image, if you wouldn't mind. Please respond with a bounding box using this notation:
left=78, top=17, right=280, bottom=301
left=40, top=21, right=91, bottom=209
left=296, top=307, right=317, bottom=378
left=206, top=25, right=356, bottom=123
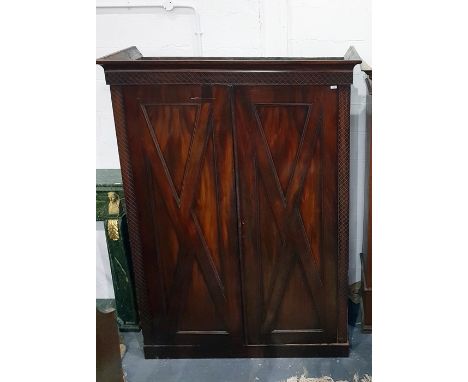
left=349, top=68, right=368, bottom=284
left=96, top=222, right=115, bottom=298
left=96, top=0, right=371, bottom=296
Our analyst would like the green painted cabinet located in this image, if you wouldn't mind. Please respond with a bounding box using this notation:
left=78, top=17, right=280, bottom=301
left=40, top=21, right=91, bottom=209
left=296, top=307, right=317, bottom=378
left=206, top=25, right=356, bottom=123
left=97, top=169, right=139, bottom=331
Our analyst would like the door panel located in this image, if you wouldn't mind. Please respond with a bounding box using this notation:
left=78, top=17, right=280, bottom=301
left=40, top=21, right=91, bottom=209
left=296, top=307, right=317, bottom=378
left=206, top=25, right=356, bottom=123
left=123, top=85, right=242, bottom=346
left=233, top=85, right=338, bottom=344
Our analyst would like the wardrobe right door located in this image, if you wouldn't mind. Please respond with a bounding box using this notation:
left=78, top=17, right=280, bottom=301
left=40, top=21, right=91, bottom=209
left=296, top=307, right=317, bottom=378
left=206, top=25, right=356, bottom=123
left=233, top=85, right=339, bottom=345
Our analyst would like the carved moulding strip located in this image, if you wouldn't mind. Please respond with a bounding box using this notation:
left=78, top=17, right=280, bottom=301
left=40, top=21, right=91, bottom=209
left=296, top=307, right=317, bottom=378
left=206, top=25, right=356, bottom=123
left=105, top=70, right=353, bottom=86
left=110, top=85, right=149, bottom=335
left=337, top=85, right=351, bottom=344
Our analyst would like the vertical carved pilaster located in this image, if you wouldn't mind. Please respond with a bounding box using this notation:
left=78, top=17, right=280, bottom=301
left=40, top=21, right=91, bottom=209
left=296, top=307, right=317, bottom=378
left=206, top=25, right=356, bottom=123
left=110, top=85, right=150, bottom=336
left=337, top=85, right=351, bottom=343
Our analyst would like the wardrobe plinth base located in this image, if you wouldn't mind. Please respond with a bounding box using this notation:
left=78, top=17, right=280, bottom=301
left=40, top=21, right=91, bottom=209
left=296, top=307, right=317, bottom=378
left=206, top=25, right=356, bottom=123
left=143, top=343, right=350, bottom=359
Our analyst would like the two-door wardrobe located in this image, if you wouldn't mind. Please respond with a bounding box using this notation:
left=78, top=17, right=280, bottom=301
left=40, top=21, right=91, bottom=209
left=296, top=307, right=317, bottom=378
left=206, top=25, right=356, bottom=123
left=97, top=46, right=361, bottom=358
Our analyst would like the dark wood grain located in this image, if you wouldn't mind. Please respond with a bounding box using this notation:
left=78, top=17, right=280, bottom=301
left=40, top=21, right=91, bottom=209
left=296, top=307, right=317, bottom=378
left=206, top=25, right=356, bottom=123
left=110, top=85, right=152, bottom=338
left=337, top=85, right=350, bottom=343
left=143, top=343, right=349, bottom=358
left=96, top=308, right=124, bottom=382
left=122, top=85, right=242, bottom=347
left=102, top=71, right=354, bottom=86
left=233, top=86, right=338, bottom=345
left=99, top=47, right=359, bottom=358
left=97, top=46, right=361, bottom=71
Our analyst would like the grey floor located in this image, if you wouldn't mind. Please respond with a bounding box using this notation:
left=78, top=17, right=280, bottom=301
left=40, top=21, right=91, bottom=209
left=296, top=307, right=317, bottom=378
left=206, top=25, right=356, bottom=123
left=121, top=324, right=371, bottom=382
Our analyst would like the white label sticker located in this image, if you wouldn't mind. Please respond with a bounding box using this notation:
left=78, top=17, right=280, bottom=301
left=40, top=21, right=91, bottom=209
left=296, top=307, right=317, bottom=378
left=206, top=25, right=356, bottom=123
left=330, top=85, right=337, bottom=90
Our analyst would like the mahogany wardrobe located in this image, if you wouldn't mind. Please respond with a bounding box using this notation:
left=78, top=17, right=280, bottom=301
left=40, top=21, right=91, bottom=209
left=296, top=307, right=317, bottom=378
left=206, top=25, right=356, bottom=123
left=97, top=46, right=362, bottom=358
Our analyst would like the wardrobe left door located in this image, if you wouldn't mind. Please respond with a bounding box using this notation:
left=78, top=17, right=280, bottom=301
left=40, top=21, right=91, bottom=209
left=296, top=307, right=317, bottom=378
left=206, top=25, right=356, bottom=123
left=121, top=85, right=242, bottom=356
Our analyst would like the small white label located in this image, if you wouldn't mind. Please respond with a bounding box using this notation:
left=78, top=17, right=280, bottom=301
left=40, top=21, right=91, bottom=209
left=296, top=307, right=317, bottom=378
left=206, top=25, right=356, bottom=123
left=330, top=85, right=337, bottom=90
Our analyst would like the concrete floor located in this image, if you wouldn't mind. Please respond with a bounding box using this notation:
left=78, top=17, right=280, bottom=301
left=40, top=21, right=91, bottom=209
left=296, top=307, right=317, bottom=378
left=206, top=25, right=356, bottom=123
left=121, top=325, right=371, bottom=382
